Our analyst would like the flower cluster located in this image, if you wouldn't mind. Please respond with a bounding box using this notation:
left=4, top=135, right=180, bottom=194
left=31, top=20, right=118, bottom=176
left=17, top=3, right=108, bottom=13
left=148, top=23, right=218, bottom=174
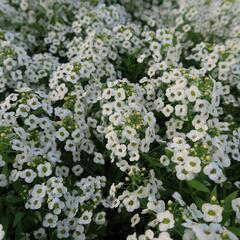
left=0, top=0, right=240, bottom=240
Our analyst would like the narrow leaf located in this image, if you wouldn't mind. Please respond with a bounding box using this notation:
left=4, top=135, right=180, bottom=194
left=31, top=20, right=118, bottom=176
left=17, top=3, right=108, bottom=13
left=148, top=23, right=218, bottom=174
left=187, top=180, right=210, bottom=193
left=13, top=212, right=26, bottom=228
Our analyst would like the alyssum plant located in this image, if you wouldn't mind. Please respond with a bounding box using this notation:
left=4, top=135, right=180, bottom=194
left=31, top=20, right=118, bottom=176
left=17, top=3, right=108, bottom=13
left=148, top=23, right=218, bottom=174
left=0, top=0, right=240, bottom=239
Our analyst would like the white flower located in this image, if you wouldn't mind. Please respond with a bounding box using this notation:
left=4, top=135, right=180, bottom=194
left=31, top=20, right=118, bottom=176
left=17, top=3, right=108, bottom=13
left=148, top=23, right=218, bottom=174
left=102, top=103, right=113, bottom=115
left=109, top=112, right=124, bottom=125
left=160, top=155, right=170, bottom=166
left=127, top=233, right=137, bottom=240
left=116, top=160, right=130, bottom=171
left=24, top=114, right=39, bottom=129
left=176, top=165, right=194, bottom=181
left=37, top=162, right=52, bottom=178
left=173, top=88, right=185, bottom=101
left=172, top=192, right=185, bottom=206
left=72, top=165, right=84, bottom=176
left=78, top=210, right=93, bottom=225
left=27, top=96, right=41, bottom=110
left=187, top=130, right=206, bottom=142
left=147, top=200, right=165, bottom=213
left=122, top=126, right=137, bottom=140
left=154, top=98, right=164, bottom=112
left=20, top=169, right=37, bottom=183
left=114, top=100, right=125, bottom=112
left=33, top=227, right=46, bottom=239
left=95, top=212, right=106, bottom=225
left=66, top=72, right=79, bottom=83
left=0, top=224, right=5, bottom=240
left=102, top=88, right=113, bottom=99
left=55, top=127, right=69, bottom=141
left=213, top=150, right=230, bottom=168
left=232, top=198, right=240, bottom=217
left=16, top=104, right=30, bottom=118
left=114, top=88, right=126, bottom=100
left=71, top=129, right=84, bottom=143
left=0, top=1, right=239, bottom=239
left=184, top=156, right=201, bottom=173
left=64, top=139, right=76, bottom=152
left=43, top=213, right=58, bottom=228
left=157, top=210, right=175, bottom=231
left=162, top=104, right=174, bottom=117
left=158, top=232, right=173, bottom=240
left=0, top=155, right=5, bottom=167
left=93, top=152, right=105, bottom=165
left=129, top=150, right=140, bottom=161
left=32, top=184, right=47, bottom=199
left=202, top=203, right=223, bottom=223
left=150, top=41, right=161, bottom=52
left=144, top=112, right=156, bottom=127
left=11, top=139, right=25, bottom=151
left=73, top=225, right=85, bottom=240
left=203, top=163, right=223, bottom=183
left=194, top=99, right=210, bottom=113
left=192, top=114, right=208, bottom=129
left=114, top=144, right=127, bottom=158
left=56, top=166, right=69, bottom=178
left=175, top=104, right=188, bottom=117
left=145, top=229, right=154, bottom=239
left=123, top=195, right=140, bottom=212
left=183, top=229, right=195, bottom=240
left=186, top=85, right=201, bottom=102
left=57, top=222, right=70, bottom=239
left=28, top=197, right=42, bottom=210
left=192, top=224, right=215, bottom=240
left=131, top=213, right=140, bottom=227
left=137, top=54, right=146, bottom=63
left=48, top=198, right=65, bottom=215
left=140, top=139, right=150, bottom=153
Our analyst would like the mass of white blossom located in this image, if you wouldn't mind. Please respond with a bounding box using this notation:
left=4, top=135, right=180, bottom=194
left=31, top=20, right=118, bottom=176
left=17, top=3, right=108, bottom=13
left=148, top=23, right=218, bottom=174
left=0, top=0, right=240, bottom=239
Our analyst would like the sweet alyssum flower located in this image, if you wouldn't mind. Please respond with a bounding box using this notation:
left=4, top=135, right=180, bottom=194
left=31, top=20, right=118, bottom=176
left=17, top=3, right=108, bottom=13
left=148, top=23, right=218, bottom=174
left=0, top=225, right=4, bottom=240
left=202, top=203, right=223, bottom=223
left=123, top=194, right=140, bottom=212
left=0, top=0, right=239, bottom=239
left=157, top=210, right=175, bottom=231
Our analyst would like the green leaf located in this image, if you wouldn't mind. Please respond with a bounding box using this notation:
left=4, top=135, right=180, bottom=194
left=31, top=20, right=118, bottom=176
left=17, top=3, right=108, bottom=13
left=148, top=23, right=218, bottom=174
left=12, top=182, right=24, bottom=195
left=2, top=165, right=9, bottom=177
left=187, top=180, right=210, bottom=193
left=89, top=225, right=107, bottom=237
left=0, top=208, right=10, bottom=237
left=15, top=224, right=23, bottom=240
left=13, top=212, right=26, bottom=228
left=227, top=227, right=240, bottom=237
left=141, top=152, right=160, bottom=167
left=165, top=148, right=173, bottom=158
left=193, top=196, right=205, bottom=209
left=222, top=191, right=238, bottom=223
left=50, top=230, right=57, bottom=240
left=22, top=213, right=39, bottom=232
left=224, top=191, right=238, bottom=210
left=5, top=196, right=23, bottom=204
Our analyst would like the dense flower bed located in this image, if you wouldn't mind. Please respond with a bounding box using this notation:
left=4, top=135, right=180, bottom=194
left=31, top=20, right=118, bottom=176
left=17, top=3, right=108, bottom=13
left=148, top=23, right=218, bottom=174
left=0, top=0, right=240, bottom=239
